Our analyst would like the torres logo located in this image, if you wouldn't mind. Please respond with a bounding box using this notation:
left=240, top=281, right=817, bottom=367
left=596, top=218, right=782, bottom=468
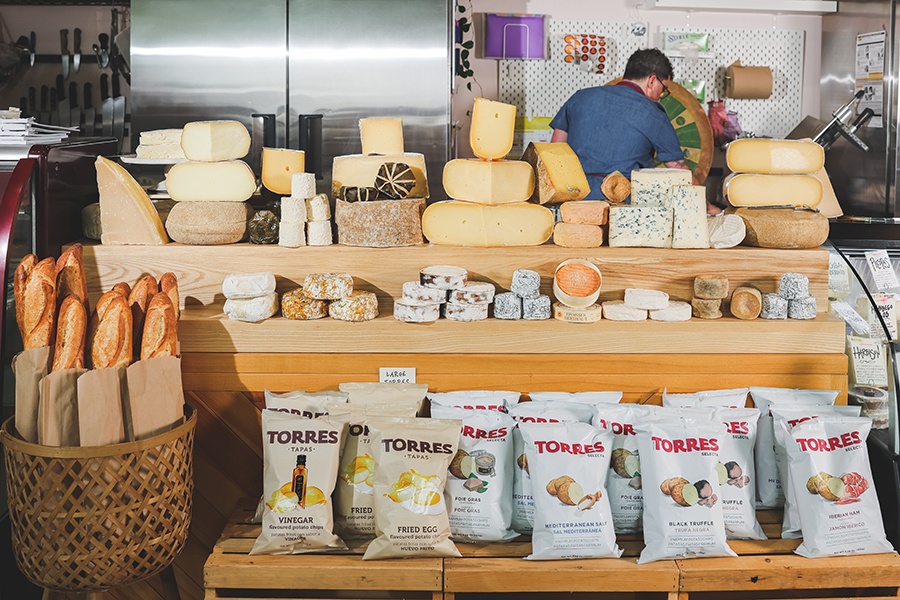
left=796, top=431, right=862, bottom=452
left=270, top=407, right=328, bottom=419
left=651, top=436, right=718, bottom=453
left=533, top=440, right=605, bottom=455
left=457, top=404, right=506, bottom=412
left=461, top=425, right=508, bottom=439
left=381, top=438, right=454, bottom=454
left=725, top=421, right=749, bottom=435
left=514, top=416, right=561, bottom=424
left=595, top=419, right=636, bottom=436
left=348, top=423, right=370, bottom=437
left=267, top=430, right=339, bottom=444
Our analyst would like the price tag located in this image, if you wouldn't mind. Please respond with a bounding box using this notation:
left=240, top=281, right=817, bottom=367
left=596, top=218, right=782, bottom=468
left=865, top=250, right=900, bottom=291
left=379, top=367, right=416, bottom=384
left=830, top=301, right=870, bottom=335
left=847, top=336, right=889, bottom=388
left=829, top=253, right=851, bottom=294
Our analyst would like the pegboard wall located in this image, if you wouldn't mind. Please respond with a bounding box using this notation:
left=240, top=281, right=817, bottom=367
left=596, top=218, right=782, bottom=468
left=499, top=22, right=804, bottom=139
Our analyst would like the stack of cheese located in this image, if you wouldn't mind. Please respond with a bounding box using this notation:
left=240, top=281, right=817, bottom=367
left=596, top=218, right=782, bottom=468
left=282, top=273, right=379, bottom=322
left=223, top=272, right=279, bottom=323
left=692, top=275, right=729, bottom=319
left=775, top=272, right=816, bottom=320
left=164, top=121, right=256, bottom=245
left=553, top=200, right=609, bottom=248
left=278, top=173, right=333, bottom=247
left=422, top=99, right=554, bottom=247
left=333, top=117, right=427, bottom=247
left=493, top=269, right=551, bottom=320
left=724, top=139, right=829, bottom=249
left=552, top=259, right=604, bottom=324
left=608, top=169, right=709, bottom=249
left=394, top=266, right=495, bottom=323
left=135, top=128, right=186, bottom=160
left=602, top=288, right=692, bottom=322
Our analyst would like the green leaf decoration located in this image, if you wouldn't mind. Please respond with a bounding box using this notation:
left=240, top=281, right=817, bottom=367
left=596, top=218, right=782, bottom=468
left=461, top=49, right=469, bottom=59
left=476, top=487, right=487, bottom=493
left=462, top=23, right=471, bottom=33
left=462, top=40, right=474, bottom=49
left=459, top=16, right=468, bottom=25
left=458, top=4, right=466, bottom=12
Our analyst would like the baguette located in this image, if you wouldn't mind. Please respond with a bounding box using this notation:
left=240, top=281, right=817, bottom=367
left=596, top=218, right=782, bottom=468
left=56, top=243, right=90, bottom=313
left=52, top=295, right=87, bottom=371
left=89, top=291, right=133, bottom=369
left=159, top=272, right=180, bottom=320
left=140, top=292, right=178, bottom=360
left=13, top=254, right=37, bottom=341
left=128, top=275, right=158, bottom=359
left=112, top=281, right=131, bottom=298
left=21, top=257, right=57, bottom=350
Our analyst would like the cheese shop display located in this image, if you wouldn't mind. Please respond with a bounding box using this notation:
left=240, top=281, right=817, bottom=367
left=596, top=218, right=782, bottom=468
left=553, top=259, right=602, bottom=309
left=135, top=128, right=186, bottom=160
left=422, top=201, right=553, bottom=247
left=95, top=156, right=169, bottom=245
left=165, top=201, right=253, bottom=245
left=725, top=138, right=825, bottom=175
left=359, top=117, right=404, bottom=155
left=521, top=142, right=590, bottom=204
left=442, top=159, right=535, bottom=204
left=261, top=148, right=306, bottom=195
left=724, top=173, right=823, bottom=209
left=249, top=210, right=280, bottom=244
left=180, top=120, right=251, bottom=162
left=165, top=160, right=257, bottom=203
left=470, top=97, right=517, bottom=160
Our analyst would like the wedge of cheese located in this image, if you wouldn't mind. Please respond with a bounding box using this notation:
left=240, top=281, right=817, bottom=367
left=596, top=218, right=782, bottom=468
left=442, top=159, right=534, bottom=204
left=181, top=120, right=251, bottom=161
left=470, top=97, right=516, bottom=160
left=166, top=160, right=257, bottom=202
left=332, top=153, right=428, bottom=199
left=95, top=156, right=169, bottom=245
left=608, top=206, right=673, bottom=248
left=725, top=138, right=824, bottom=174
left=669, top=185, right=710, bottom=248
left=421, top=201, right=553, bottom=247
left=724, top=173, right=822, bottom=209
left=360, top=117, right=404, bottom=155
left=630, top=168, right=692, bottom=206
left=521, top=142, right=590, bottom=204
left=261, top=148, right=306, bottom=195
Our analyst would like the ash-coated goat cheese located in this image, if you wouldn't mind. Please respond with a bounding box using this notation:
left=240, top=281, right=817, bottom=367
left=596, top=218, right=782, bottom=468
left=224, top=292, right=279, bottom=322
left=281, top=288, right=329, bottom=320
left=393, top=298, right=440, bottom=323
left=445, top=301, right=489, bottom=322
left=760, top=293, right=788, bottom=319
left=223, top=272, right=276, bottom=299
left=306, top=221, right=333, bottom=246
left=694, top=275, right=729, bottom=300
left=402, top=281, right=447, bottom=304
left=602, top=300, right=648, bottom=321
left=778, top=272, right=809, bottom=300
left=420, top=265, right=467, bottom=290
left=554, top=302, right=603, bottom=323
left=522, top=295, right=551, bottom=320
left=788, top=296, right=817, bottom=320
left=511, top=269, right=541, bottom=299
left=303, top=273, right=353, bottom=300
left=450, top=282, right=496, bottom=304
left=691, top=297, right=723, bottom=319
left=329, top=290, right=379, bottom=322
left=609, top=206, right=674, bottom=248
left=624, top=288, right=669, bottom=310
left=649, top=301, right=692, bottom=322
left=493, top=292, right=522, bottom=320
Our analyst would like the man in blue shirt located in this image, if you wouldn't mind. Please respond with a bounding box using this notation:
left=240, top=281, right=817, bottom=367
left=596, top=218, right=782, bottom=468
left=551, top=48, right=713, bottom=210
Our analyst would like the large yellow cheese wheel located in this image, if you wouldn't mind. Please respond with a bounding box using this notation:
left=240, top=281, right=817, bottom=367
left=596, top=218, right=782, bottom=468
left=422, top=201, right=553, bottom=247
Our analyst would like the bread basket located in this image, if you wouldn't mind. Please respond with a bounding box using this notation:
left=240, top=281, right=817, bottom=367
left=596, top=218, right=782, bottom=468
left=1, top=404, right=194, bottom=592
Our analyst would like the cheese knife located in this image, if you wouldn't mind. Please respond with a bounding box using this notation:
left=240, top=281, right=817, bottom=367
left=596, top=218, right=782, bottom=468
left=100, top=73, right=112, bottom=137
left=83, top=82, right=95, bottom=136
left=60, top=29, right=69, bottom=80
left=69, top=82, right=81, bottom=133
left=39, top=85, right=49, bottom=123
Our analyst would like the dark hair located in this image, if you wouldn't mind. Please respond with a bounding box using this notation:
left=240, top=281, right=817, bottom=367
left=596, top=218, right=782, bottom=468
left=623, top=48, right=674, bottom=82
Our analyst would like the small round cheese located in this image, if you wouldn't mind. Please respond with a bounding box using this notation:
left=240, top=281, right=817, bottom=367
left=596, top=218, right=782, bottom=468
left=420, top=265, right=468, bottom=290
left=553, top=259, right=602, bottom=308
left=393, top=298, right=440, bottom=323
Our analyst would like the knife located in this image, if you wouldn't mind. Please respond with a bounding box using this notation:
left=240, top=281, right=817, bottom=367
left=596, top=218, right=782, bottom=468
left=83, top=82, right=95, bottom=136
left=39, top=85, right=49, bottom=123
left=56, top=74, right=69, bottom=127
left=100, top=73, right=112, bottom=137
left=112, top=72, right=125, bottom=151
left=29, top=31, right=35, bottom=67
left=60, top=29, right=69, bottom=80
left=69, top=82, right=81, bottom=133
left=73, top=28, right=81, bottom=74
left=49, top=87, right=59, bottom=126
left=94, top=33, right=110, bottom=69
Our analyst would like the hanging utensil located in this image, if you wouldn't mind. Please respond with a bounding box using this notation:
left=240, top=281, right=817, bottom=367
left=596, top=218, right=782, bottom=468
left=73, top=28, right=81, bottom=74
left=28, top=31, right=35, bottom=67
left=83, top=82, right=95, bottom=136
left=93, top=33, right=109, bottom=69
left=69, top=81, right=81, bottom=132
left=60, top=28, right=69, bottom=79
left=55, top=74, right=69, bottom=127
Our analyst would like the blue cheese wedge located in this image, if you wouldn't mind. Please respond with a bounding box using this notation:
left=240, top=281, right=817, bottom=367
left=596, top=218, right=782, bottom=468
left=669, top=185, right=710, bottom=249
left=630, top=168, right=692, bottom=207
left=609, top=206, right=673, bottom=248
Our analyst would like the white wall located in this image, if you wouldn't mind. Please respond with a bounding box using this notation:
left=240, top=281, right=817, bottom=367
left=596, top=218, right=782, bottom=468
left=452, top=0, right=823, bottom=158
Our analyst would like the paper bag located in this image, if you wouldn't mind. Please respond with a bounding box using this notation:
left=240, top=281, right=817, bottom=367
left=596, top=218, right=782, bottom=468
left=12, top=346, right=51, bottom=443
left=77, top=366, right=127, bottom=446
left=124, top=356, right=185, bottom=441
left=38, top=367, right=87, bottom=446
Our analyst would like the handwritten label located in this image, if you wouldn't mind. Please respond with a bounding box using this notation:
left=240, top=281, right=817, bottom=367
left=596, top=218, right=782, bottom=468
left=865, top=250, right=900, bottom=291
left=847, top=336, right=889, bottom=387
left=379, top=367, right=416, bottom=384
left=830, top=301, right=870, bottom=336
left=866, top=294, right=898, bottom=340
left=829, top=254, right=851, bottom=294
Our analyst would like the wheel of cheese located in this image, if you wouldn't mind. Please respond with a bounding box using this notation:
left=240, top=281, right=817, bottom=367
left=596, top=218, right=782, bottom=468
left=732, top=208, right=829, bottom=249
left=552, top=259, right=602, bottom=308
left=607, top=79, right=713, bottom=184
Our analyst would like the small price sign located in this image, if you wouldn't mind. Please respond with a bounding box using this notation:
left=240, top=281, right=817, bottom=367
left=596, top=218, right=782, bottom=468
left=865, top=250, right=900, bottom=291
left=379, top=367, right=416, bottom=384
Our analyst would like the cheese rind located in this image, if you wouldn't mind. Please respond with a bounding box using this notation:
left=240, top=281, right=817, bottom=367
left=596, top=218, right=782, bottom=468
left=691, top=297, right=722, bottom=319
left=282, top=288, right=329, bottom=320
left=649, top=301, right=692, bottom=322
left=82, top=202, right=102, bottom=240
left=553, top=260, right=602, bottom=308
left=724, top=173, right=822, bottom=209
left=734, top=207, right=829, bottom=249
left=553, top=222, right=604, bottom=248
left=95, top=156, right=169, bottom=245
left=731, top=286, right=762, bottom=320
left=393, top=298, right=440, bottom=323
left=450, top=282, right=496, bottom=304
left=521, top=142, right=590, bottom=204
left=402, top=281, right=447, bottom=303
left=444, top=301, right=489, bottom=322
left=421, top=201, right=554, bottom=247
left=262, top=148, right=306, bottom=195
left=303, top=273, right=353, bottom=300
left=559, top=201, right=609, bottom=225
left=511, top=269, right=541, bottom=299
left=624, top=288, right=669, bottom=310
left=291, top=172, right=317, bottom=199
left=140, top=129, right=182, bottom=145
left=222, top=272, right=276, bottom=299
left=166, top=160, right=257, bottom=202
left=725, top=138, right=825, bottom=174
left=280, top=197, right=307, bottom=223
left=493, top=292, right=523, bottom=320
left=420, top=266, right=468, bottom=290
left=278, top=220, right=306, bottom=247
left=359, top=117, right=404, bottom=155
left=181, top=120, right=251, bottom=162
left=306, top=194, right=331, bottom=221
left=670, top=185, right=710, bottom=249
left=135, top=142, right=186, bottom=160
left=761, top=293, right=788, bottom=319
left=602, top=300, right=647, bottom=321
left=470, top=97, right=516, bottom=160
left=608, top=206, right=673, bottom=248
left=630, top=168, right=691, bottom=206
left=694, top=275, right=729, bottom=300
left=335, top=198, right=425, bottom=247
left=522, top=295, right=552, bottom=320
left=442, top=159, right=535, bottom=204
left=329, top=290, right=379, bottom=322
left=332, top=153, right=428, bottom=199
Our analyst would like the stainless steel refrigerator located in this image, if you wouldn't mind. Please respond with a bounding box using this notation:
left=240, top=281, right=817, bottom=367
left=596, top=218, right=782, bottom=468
left=130, top=0, right=453, bottom=199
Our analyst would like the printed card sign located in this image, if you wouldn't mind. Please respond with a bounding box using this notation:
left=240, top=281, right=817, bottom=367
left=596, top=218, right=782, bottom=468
left=865, top=250, right=900, bottom=291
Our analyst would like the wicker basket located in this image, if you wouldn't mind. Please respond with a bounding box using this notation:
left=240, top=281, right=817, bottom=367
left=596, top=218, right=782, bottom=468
left=1, top=404, right=195, bottom=593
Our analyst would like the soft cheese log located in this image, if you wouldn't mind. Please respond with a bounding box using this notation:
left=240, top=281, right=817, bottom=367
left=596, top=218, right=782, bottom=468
left=166, top=160, right=257, bottom=202
left=442, top=159, right=535, bottom=204
left=732, top=207, right=829, bottom=249
left=261, top=148, right=306, bottom=195
left=95, top=156, right=169, bottom=245
left=335, top=198, right=425, bottom=247
left=181, top=120, right=251, bottom=161
left=360, top=117, right=404, bottom=155
left=332, top=153, right=428, bottom=199
left=669, top=185, right=710, bottom=248
left=725, top=138, right=825, bottom=174
left=521, top=142, right=590, bottom=204
left=421, top=201, right=553, bottom=247
left=630, top=168, right=692, bottom=206
left=470, top=97, right=516, bottom=160
left=724, top=173, right=823, bottom=209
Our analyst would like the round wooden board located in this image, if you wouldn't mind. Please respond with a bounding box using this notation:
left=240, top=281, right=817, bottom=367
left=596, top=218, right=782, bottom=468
left=607, top=78, right=714, bottom=184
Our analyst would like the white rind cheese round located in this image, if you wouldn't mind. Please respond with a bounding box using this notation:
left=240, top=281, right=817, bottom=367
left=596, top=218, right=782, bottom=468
left=444, top=301, right=488, bottom=322
left=602, top=300, right=647, bottom=321
left=223, top=272, right=276, bottom=299
left=450, top=281, right=496, bottom=304
left=402, top=281, right=447, bottom=303
left=624, top=288, right=669, bottom=310
left=649, top=301, right=692, bottom=322
left=224, top=292, right=279, bottom=322
left=707, top=214, right=746, bottom=248
left=553, top=302, right=603, bottom=323
left=420, top=265, right=468, bottom=290
left=329, top=290, right=379, bottom=322
left=393, top=298, right=440, bottom=323
left=291, top=172, right=317, bottom=199
left=303, top=272, right=354, bottom=300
